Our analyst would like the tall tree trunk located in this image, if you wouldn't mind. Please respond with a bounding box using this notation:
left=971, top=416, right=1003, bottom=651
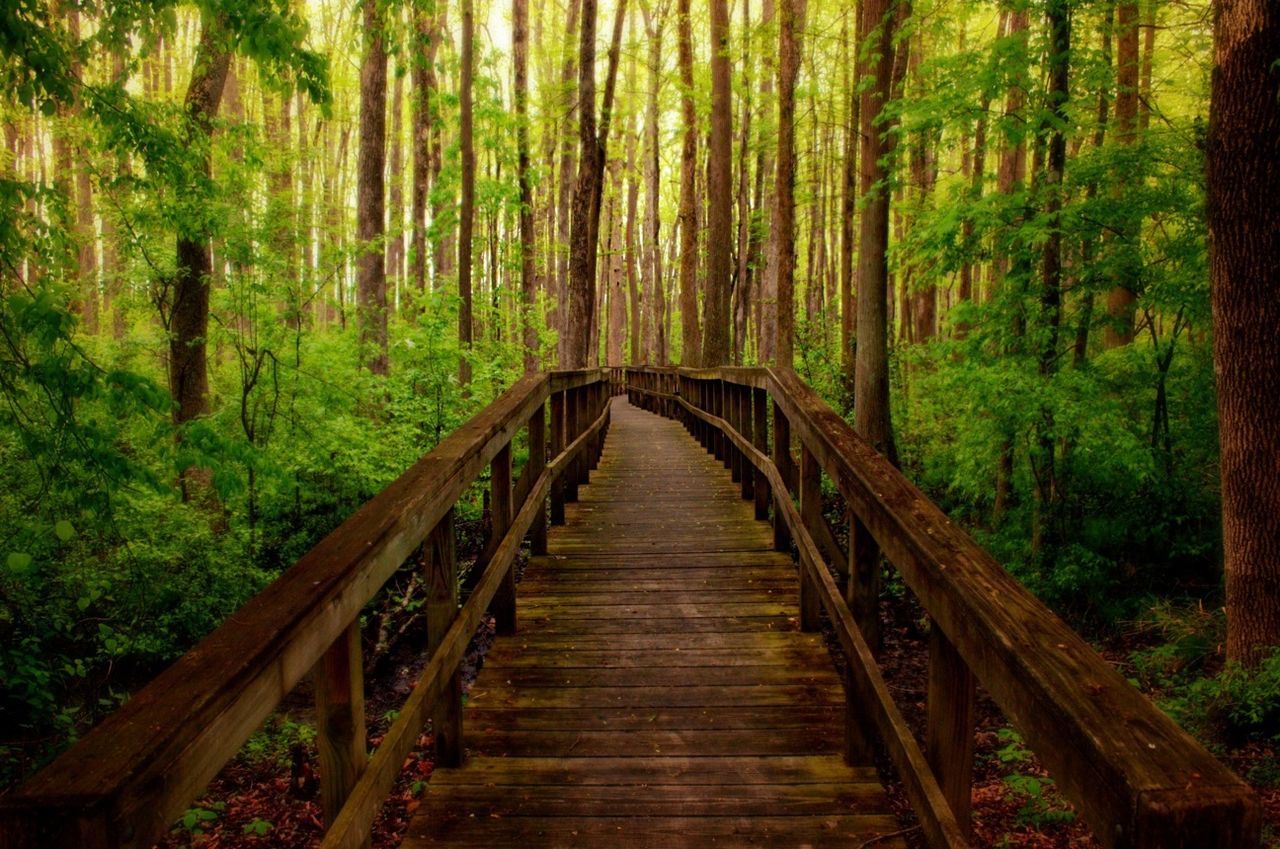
left=553, top=0, right=582, bottom=362
left=755, top=0, right=777, bottom=361
left=702, top=0, right=733, bottom=366
left=387, top=67, right=406, bottom=311
left=411, top=7, right=440, bottom=293
left=773, top=0, right=802, bottom=367
left=607, top=160, right=626, bottom=365
left=676, top=0, right=701, bottom=366
left=357, top=0, right=389, bottom=375
left=642, top=0, right=666, bottom=364
left=839, top=6, right=859, bottom=388
left=625, top=110, right=642, bottom=364
left=516, top=0, right=538, bottom=371
left=1207, top=0, right=1280, bottom=666
left=853, top=0, right=897, bottom=460
left=1104, top=0, right=1141, bottom=347
left=459, top=0, right=476, bottom=385
left=733, top=0, right=753, bottom=364
left=67, top=7, right=99, bottom=335
left=171, top=13, right=232, bottom=502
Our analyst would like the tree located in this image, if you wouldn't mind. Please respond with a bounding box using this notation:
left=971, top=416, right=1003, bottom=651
left=675, top=0, right=701, bottom=366
left=515, top=0, right=537, bottom=371
left=853, top=0, right=896, bottom=459
left=1103, top=0, right=1141, bottom=348
left=411, top=4, right=441, bottom=294
left=772, top=0, right=800, bottom=367
left=702, top=0, right=733, bottom=365
left=171, top=12, right=232, bottom=500
left=356, top=0, right=389, bottom=375
left=1207, top=0, right=1280, bottom=666
left=459, top=0, right=476, bottom=385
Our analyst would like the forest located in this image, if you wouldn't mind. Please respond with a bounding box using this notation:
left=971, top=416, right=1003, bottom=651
left=0, top=0, right=1277, bottom=845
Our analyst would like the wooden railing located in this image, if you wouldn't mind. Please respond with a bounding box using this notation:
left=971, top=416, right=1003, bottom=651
left=0, top=369, right=618, bottom=849
left=625, top=365, right=1260, bottom=849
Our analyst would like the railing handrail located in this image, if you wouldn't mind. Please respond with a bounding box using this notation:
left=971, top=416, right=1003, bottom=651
left=0, top=368, right=614, bottom=849
left=624, top=365, right=1260, bottom=849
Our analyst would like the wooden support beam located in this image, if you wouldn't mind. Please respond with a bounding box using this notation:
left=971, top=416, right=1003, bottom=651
left=752, top=387, right=770, bottom=520
left=550, top=391, right=566, bottom=524
left=928, top=625, right=976, bottom=837
left=529, top=403, right=548, bottom=555
left=798, top=446, right=823, bottom=632
left=565, top=388, right=580, bottom=503
left=491, top=443, right=516, bottom=635
left=315, top=622, right=368, bottom=839
left=426, top=508, right=463, bottom=767
left=772, top=402, right=792, bottom=553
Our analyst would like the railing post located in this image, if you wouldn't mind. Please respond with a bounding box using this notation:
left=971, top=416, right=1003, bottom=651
left=715, top=382, right=728, bottom=466
left=928, top=626, right=976, bottom=836
left=772, top=402, right=792, bottom=552
left=798, top=446, right=823, bottom=632
left=729, top=384, right=743, bottom=485
left=752, top=387, right=770, bottom=520
left=848, top=515, right=882, bottom=654
left=576, top=386, right=591, bottom=485
left=426, top=508, right=463, bottom=766
left=550, top=391, right=567, bottom=524
left=738, top=385, right=753, bottom=501
left=565, top=388, right=581, bottom=503
left=491, top=442, right=516, bottom=635
left=530, top=401, right=548, bottom=554
left=315, top=621, right=368, bottom=839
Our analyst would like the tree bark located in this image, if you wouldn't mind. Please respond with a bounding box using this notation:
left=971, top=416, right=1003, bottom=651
left=676, top=0, right=701, bottom=366
left=702, top=0, right=733, bottom=366
left=853, top=0, right=896, bottom=461
left=773, top=0, right=802, bottom=367
left=411, top=7, right=440, bottom=293
left=171, top=13, right=232, bottom=501
left=459, top=0, right=476, bottom=385
left=1207, top=0, right=1280, bottom=666
left=1104, top=0, right=1141, bottom=347
left=516, top=0, right=538, bottom=371
left=357, top=0, right=389, bottom=375
left=839, top=6, right=859, bottom=387
left=642, top=0, right=666, bottom=364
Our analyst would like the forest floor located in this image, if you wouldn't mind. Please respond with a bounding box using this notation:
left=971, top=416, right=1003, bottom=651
left=148, top=516, right=1278, bottom=849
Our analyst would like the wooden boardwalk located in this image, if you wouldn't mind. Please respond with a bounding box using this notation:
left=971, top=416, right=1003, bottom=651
left=405, top=398, right=903, bottom=848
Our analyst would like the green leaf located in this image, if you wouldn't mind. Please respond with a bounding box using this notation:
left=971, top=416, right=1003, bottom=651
left=54, top=520, right=76, bottom=541
left=6, top=552, right=33, bottom=573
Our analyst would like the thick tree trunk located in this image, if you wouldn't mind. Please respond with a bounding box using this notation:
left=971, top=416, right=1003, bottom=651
left=516, top=0, right=538, bottom=371
left=732, top=0, right=753, bottom=364
left=553, top=0, right=582, bottom=362
left=357, top=0, right=389, bottom=375
left=625, top=112, right=642, bottom=365
left=702, top=0, right=733, bottom=366
left=853, top=0, right=896, bottom=461
left=676, top=0, right=701, bottom=366
left=459, top=0, right=476, bottom=385
left=839, top=8, right=859, bottom=388
left=607, top=160, right=626, bottom=365
left=387, top=69, right=405, bottom=311
left=1104, top=0, right=1141, bottom=347
left=411, top=8, right=440, bottom=293
left=755, top=0, right=777, bottom=362
left=642, top=0, right=666, bottom=364
left=171, top=14, right=232, bottom=502
left=773, top=0, right=802, bottom=367
left=1207, top=0, right=1280, bottom=666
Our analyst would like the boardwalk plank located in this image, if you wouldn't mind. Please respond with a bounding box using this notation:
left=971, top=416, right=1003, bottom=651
left=403, top=399, right=903, bottom=849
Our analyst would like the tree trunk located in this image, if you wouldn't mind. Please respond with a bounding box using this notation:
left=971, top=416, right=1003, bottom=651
left=773, top=0, right=802, bottom=367
left=1207, top=0, right=1280, bottom=666
left=516, top=0, right=538, bottom=371
left=839, top=6, right=859, bottom=388
left=702, top=0, right=734, bottom=366
left=459, top=0, right=476, bottom=385
left=553, top=0, right=582, bottom=362
left=642, top=0, right=666, bottom=364
left=1104, top=0, right=1141, bottom=347
left=171, top=13, right=232, bottom=502
left=853, top=0, right=897, bottom=461
left=676, top=0, right=701, bottom=366
left=733, top=0, right=753, bottom=364
left=387, top=68, right=406, bottom=312
left=357, top=0, right=389, bottom=375
left=411, top=7, right=440, bottom=294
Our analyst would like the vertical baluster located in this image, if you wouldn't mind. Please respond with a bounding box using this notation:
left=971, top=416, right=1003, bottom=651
left=752, top=388, right=770, bottom=520
left=928, top=627, right=976, bottom=836
left=565, top=388, right=581, bottom=502
left=738, top=386, right=753, bottom=500
left=729, top=384, right=743, bottom=484
left=491, top=443, right=515, bottom=635
left=798, top=446, right=823, bottom=632
left=576, top=386, right=591, bottom=485
left=550, top=391, right=567, bottom=524
left=426, top=508, right=463, bottom=766
left=530, top=402, right=547, bottom=555
left=772, top=402, right=793, bottom=552
left=848, top=515, right=882, bottom=653
left=315, top=622, right=368, bottom=837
